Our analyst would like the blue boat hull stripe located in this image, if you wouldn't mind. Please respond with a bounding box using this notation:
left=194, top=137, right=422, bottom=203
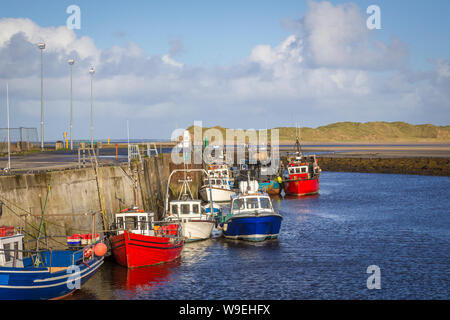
left=0, top=260, right=103, bottom=289
left=33, top=259, right=103, bottom=283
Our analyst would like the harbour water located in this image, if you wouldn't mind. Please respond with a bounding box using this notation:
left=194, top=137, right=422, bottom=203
left=68, top=171, right=449, bottom=300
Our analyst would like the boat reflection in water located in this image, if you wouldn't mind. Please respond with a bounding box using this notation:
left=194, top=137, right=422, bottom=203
left=111, top=258, right=181, bottom=298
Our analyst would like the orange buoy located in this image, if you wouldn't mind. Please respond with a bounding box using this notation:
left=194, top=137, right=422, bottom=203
left=94, top=243, right=107, bottom=257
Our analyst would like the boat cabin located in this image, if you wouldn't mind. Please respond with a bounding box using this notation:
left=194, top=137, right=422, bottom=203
left=169, top=200, right=204, bottom=216
left=231, top=195, right=273, bottom=214
left=115, top=211, right=155, bottom=236
left=287, top=155, right=320, bottom=178
left=0, top=234, right=24, bottom=268
left=203, top=177, right=233, bottom=189
left=207, top=164, right=234, bottom=180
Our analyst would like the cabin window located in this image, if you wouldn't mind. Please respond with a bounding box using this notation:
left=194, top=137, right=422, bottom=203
left=260, top=197, right=272, bottom=209
left=301, top=167, right=307, bottom=173
left=192, top=204, right=199, bottom=213
left=171, top=205, right=178, bottom=214
left=233, top=199, right=245, bottom=211
left=295, top=168, right=300, bottom=174
left=217, top=180, right=222, bottom=185
left=289, top=168, right=294, bottom=174
left=125, top=217, right=137, bottom=229
left=181, top=204, right=190, bottom=214
left=3, top=243, right=11, bottom=262
left=117, top=217, right=124, bottom=229
left=139, top=217, right=147, bottom=230
left=246, top=198, right=259, bottom=209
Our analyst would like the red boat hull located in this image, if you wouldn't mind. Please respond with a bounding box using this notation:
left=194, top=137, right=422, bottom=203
left=110, top=231, right=183, bottom=268
left=284, top=177, right=320, bottom=196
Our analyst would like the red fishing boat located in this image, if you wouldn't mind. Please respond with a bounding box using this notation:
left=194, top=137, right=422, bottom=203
left=283, top=136, right=321, bottom=196
left=109, top=207, right=183, bottom=268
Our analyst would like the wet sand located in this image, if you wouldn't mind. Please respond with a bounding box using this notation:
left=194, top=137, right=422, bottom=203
left=1, top=143, right=449, bottom=174
left=279, top=143, right=450, bottom=158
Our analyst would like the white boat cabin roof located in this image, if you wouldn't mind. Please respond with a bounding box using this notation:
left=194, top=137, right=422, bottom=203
left=115, top=211, right=155, bottom=235
left=169, top=199, right=204, bottom=215
left=231, top=194, right=274, bottom=213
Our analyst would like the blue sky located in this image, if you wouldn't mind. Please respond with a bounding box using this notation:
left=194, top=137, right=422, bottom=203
left=2, top=0, right=449, bottom=68
left=0, top=0, right=449, bottom=140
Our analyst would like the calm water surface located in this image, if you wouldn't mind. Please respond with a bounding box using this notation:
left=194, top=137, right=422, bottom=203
left=69, top=172, right=450, bottom=300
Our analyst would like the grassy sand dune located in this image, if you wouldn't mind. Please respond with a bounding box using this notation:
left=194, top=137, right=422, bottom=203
left=187, top=121, right=450, bottom=143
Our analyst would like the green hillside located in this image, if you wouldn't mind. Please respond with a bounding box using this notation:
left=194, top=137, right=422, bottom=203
left=187, top=122, right=450, bottom=143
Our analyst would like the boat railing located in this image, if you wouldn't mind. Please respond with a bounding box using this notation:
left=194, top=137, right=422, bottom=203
left=153, top=220, right=184, bottom=238
left=111, top=220, right=184, bottom=238
left=71, top=235, right=107, bottom=265
left=0, top=235, right=106, bottom=269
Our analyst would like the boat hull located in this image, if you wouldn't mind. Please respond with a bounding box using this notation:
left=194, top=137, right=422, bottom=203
left=0, top=251, right=103, bottom=300
left=181, top=220, right=215, bottom=242
left=199, top=186, right=235, bottom=202
left=110, top=231, right=183, bottom=268
left=283, top=178, right=319, bottom=196
left=223, top=215, right=282, bottom=242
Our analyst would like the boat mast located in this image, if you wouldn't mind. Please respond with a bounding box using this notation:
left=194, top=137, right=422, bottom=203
left=6, top=83, right=11, bottom=171
left=295, top=123, right=303, bottom=158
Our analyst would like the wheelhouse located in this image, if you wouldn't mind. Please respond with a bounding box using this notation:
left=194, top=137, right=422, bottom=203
left=0, top=234, right=24, bottom=268
left=203, top=177, right=232, bottom=189
left=115, top=212, right=155, bottom=236
left=288, top=165, right=309, bottom=175
left=287, top=154, right=320, bottom=177
left=169, top=200, right=203, bottom=216
left=231, top=195, right=273, bottom=214
left=207, top=165, right=233, bottom=178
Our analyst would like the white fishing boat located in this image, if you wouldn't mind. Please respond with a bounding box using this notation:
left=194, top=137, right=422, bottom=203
left=164, top=169, right=216, bottom=242
left=199, top=164, right=236, bottom=202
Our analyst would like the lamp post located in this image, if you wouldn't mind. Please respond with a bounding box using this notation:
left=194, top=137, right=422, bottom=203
left=89, top=66, right=95, bottom=148
left=6, top=83, right=11, bottom=171
left=68, top=59, right=75, bottom=150
left=38, top=42, right=45, bottom=151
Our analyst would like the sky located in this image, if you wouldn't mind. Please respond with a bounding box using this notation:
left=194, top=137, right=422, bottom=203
left=0, top=0, right=449, bottom=140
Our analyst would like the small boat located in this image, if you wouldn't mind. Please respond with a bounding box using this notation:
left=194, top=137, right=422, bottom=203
left=258, top=177, right=282, bottom=195
left=283, top=133, right=321, bottom=196
left=164, top=170, right=216, bottom=242
left=109, top=207, right=184, bottom=268
left=0, top=228, right=105, bottom=300
left=220, top=180, right=283, bottom=242
left=199, top=164, right=236, bottom=202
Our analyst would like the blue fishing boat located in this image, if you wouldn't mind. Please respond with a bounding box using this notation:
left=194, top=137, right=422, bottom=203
left=0, top=232, right=105, bottom=300
left=220, top=180, right=282, bottom=241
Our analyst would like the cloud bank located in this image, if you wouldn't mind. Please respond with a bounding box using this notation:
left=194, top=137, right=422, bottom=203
left=0, top=1, right=448, bottom=140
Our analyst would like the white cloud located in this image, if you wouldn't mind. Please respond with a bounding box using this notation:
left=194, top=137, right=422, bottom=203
left=0, top=1, right=448, bottom=139
left=162, top=54, right=183, bottom=68
left=0, top=18, right=99, bottom=61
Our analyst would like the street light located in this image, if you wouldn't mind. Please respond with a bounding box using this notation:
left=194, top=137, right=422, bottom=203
left=38, top=42, right=45, bottom=150
left=68, top=59, right=75, bottom=150
left=89, top=66, right=95, bottom=148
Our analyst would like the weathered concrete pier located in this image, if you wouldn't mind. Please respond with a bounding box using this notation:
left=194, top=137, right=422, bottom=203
left=0, top=154, right=174, bottom=241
